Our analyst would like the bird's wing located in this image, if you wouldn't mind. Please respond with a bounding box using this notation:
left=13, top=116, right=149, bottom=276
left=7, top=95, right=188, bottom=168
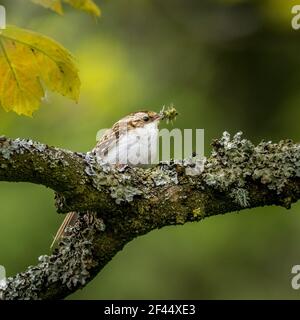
left=93, top=121, right=126, bottom=157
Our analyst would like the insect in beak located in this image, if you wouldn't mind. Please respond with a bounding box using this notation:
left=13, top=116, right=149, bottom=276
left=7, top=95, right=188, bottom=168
left=159, top=105, right=178, bottom=124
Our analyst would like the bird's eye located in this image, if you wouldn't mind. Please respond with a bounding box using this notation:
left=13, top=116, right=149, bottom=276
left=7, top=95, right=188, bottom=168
left=143, top=116, right=149, bottom=122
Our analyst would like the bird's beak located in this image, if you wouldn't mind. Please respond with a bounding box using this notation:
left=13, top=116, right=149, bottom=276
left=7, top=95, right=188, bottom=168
left=153, top=113, right=163, bottom=121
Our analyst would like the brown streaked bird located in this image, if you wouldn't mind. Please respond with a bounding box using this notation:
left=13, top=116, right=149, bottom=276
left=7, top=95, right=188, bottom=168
left=50, top=110, right=162, bottom=248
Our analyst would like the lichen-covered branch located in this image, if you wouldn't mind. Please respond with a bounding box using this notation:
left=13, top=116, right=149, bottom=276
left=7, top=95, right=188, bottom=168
left=1, top=132, right=300, bottom=300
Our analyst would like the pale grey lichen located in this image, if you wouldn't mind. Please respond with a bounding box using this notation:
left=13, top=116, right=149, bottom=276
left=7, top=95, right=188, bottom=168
left=0, top=138, right=48, bottom=161
left=151, top=167, right=178, bottom=186
left=83, top=152, right=151, bottom=204
left=110, top=185, right=142, bottom=204
left=230, top=188, right=250, bottom=207
left=0, top=213, right=105, bottom=300
left=185, top=157, right=206, bottom=176
left=0, top=139, right=14, bottom=159
left=203, top=132, right=300, bottom=198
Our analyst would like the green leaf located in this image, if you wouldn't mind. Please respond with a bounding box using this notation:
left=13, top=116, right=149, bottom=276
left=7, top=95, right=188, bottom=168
left=0, top=25, right=80, bottom=116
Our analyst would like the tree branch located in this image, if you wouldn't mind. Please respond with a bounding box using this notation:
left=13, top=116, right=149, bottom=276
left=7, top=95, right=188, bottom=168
left=0, top=132, right=300, bottom=300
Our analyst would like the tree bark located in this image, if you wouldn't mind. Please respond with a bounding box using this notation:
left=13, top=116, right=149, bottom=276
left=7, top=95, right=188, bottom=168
left=0, top=132, right=300, bottom=300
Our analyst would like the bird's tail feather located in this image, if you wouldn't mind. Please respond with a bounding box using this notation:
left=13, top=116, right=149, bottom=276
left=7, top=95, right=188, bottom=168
left=50, top=212, right=78, bottom=249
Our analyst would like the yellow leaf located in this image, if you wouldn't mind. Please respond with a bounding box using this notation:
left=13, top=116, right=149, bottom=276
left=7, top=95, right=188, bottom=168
left=0, top=25, right=80, bottom=116
left=30, top=0, right=101, bottom=17
left=64, top=0, right=101, bottom=17
left=30, top=0, right=64, bottom=15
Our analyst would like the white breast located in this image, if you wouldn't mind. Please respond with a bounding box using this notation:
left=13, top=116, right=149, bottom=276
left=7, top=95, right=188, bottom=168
left=103, top=122, right=158, bottom=166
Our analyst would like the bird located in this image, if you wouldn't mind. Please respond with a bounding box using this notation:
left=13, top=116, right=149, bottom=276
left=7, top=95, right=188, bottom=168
left=50, top=110, right=163, bottom=249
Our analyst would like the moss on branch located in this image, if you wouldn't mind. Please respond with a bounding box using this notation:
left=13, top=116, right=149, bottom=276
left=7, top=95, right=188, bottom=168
left=1, top=132, right=300, bottom=299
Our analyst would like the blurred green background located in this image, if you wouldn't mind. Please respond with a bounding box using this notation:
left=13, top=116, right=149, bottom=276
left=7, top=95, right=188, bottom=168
left=1, top=0, right=300, bottom=299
